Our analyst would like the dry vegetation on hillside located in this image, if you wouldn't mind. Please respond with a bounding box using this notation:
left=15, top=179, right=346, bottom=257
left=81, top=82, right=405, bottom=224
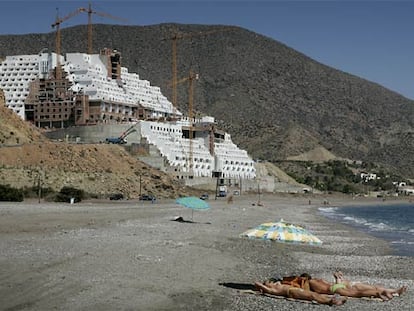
left=0, top=100, right=44, bottom=145
left=0, top=91, right=192, bottom=199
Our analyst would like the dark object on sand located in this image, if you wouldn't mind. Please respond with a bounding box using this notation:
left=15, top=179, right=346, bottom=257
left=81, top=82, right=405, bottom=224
left=200, top=193, right=209, bottom=200
left=139, top=194, right=156, bottom=201
left=171, top=216, right=211, bottom=225
left=219, top=282, right=257, bottom=291
left=172, top=216, right=194, bottom=223
left=109, top=193, right=124, bottom=200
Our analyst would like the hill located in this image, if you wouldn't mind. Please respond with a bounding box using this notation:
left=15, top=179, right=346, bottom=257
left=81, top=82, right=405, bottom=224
left=0, top=89, right=294, bottom=198
left=287, top=146, right=337, bottom=163
left=0, top=24, right=413, bottom=177
left=0, top=142, right=191, bottom=199
left=0, top=92, right=45, bottom=145
left=0, top=89, right=192, bottom=199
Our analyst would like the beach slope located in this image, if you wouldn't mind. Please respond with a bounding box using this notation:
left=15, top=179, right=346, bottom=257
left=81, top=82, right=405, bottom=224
left=0, top=195, right=412, bottom=310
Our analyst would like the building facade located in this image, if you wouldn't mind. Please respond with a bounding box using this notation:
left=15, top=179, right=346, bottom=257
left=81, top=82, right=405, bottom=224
left=0, top=49, right=255, bottom=180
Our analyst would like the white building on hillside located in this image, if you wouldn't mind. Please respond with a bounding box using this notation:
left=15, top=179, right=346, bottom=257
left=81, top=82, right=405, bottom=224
left=0, top=49, right=256, bottom=180
left=0, top=52, right=62, bottom=119
left=64, top=51, right=179, bottom=122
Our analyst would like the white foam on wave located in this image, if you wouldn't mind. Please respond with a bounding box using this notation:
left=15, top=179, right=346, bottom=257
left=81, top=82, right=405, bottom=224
left=368, top=221, right=393, bottom=231
left=343, top=215, right=367, bottom=225
left=391, top=240, right=414, bottom=245
left=318, top=207, right=337, bottom=214
left=343, top=216, right=394, bottom=232
left=319, top=204, right=414, bottom=256
left=318, top=207, right=348, bottom=220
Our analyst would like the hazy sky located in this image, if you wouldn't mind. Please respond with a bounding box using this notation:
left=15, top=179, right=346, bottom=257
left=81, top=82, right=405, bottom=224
left=1, top=0, right=413, bottom=100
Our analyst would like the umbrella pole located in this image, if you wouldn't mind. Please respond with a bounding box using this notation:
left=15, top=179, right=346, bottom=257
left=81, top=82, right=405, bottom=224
left=191, top=209, right=194, bottom=221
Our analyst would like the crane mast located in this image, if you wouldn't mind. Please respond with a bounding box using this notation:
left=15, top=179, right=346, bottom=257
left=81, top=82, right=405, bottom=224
left=52, top=3, right=127, bottom=64
left=187, top=70, right=199, bottom=175
left=168, top=28, right=233, bottom=176
left=51, top=8, right=83, bottom=79
left=171, top=33, right=178, bottom=117
left=83, top=3, right=128, bottom=54
left=87, top=3, right=93, bottom=54
left=173, top=70, right=199, bottom=176
left=168, top=27, right=233, bottom=116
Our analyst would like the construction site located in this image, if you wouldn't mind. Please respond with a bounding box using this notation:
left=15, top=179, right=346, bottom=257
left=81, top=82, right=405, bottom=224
left=0, top=4, right=313, bottom=199
left=0, top=5, right=256, bottom=196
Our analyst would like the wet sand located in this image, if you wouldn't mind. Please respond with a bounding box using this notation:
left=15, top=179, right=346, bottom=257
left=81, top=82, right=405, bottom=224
left=0, top=194, right=412, bottom=310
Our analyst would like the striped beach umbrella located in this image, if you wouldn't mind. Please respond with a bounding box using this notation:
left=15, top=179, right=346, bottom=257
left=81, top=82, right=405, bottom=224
left=240, top=220, right=322, bottom=245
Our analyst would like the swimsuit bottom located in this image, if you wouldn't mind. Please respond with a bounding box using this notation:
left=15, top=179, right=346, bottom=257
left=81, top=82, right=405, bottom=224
left=330, top=283, right=347, bottom=293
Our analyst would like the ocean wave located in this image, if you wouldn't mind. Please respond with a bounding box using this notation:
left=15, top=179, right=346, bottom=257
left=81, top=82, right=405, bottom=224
left=319, top=204, right=414, bottom=256
left=391, top=240, right=414, bottom=245
left=318, top=207, right=337, bottom=214
left=342, top=215, right=396, bottom=232
left=367, top=221, right=393, bottom=231
left=343, top=215, right=367, bottom=225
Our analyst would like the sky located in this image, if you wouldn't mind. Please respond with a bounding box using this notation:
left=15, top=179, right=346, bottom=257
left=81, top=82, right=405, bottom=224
left=1, top=0, right=413, bottom=100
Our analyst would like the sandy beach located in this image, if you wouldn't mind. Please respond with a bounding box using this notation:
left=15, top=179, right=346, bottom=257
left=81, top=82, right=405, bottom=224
left=0, top=194, right=412, bottom=310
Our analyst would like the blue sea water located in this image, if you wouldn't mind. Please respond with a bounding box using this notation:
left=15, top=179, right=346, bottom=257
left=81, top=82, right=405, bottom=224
left=319, top=202, right=414, bottom=257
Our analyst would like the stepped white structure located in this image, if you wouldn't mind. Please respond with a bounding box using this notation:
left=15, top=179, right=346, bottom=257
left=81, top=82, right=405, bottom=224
left=64, top=51, right=179, bottom=121
left=140, top=119, right=255, bottom=179
left=0, top=52, right=61, bottom=119
left=0, top=49, right=256, bottom=180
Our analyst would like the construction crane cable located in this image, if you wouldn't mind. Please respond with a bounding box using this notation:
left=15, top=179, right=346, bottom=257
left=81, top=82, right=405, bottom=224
left=165, top=26, right=234, bottom=119
left=52, top=3, right=128, bottom=58
left=82, top=2, right=128, bottom=54
left=51, top=7, right=84, bottom=79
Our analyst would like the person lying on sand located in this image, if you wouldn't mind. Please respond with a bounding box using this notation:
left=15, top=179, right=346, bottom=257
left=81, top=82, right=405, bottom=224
left=279, top=272, right=407, bottom=301
left=254, top=280, right=347, bottom=306
left=331, top=271, right=408, bottom=300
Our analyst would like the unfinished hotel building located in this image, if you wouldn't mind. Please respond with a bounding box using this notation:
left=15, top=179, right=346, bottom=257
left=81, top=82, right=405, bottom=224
left=0, top=49, right=256, bottom=181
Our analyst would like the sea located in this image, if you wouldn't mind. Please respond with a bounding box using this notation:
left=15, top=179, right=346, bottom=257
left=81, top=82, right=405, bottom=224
left=319, top=202, right=414, bottom=257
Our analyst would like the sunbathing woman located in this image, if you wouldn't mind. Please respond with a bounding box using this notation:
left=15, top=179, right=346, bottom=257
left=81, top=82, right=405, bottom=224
left=254, top=280, right=347, bottom=306
left=332, top=271, right=407, bottom=300
left=307, top=272, right=407, bottom=301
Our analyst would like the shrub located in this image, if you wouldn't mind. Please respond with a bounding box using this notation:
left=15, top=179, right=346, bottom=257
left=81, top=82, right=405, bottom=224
left=55, top=186, right=85, bottom=203
left=22, top=186, right=56, bottom=199
left=0, top=184, right=24, bottom=202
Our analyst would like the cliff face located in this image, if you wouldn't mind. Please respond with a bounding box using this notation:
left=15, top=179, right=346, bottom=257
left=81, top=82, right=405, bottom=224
left=0, top=24, right=413, bottom=177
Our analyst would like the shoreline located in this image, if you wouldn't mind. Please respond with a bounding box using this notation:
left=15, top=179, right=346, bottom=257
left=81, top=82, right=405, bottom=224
left=317, top=199, right=414, bottom=258
left=0, top=194, right=412, bottom=310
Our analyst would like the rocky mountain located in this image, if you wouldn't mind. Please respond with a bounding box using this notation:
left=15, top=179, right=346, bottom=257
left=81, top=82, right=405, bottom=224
left=0, top=23, right=413, bottom=177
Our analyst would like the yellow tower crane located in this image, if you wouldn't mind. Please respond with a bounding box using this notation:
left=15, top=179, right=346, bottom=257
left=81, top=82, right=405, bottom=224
left=81, top=2, right=128, bottom=54
left=168, top=27, right=233, bottom=118
left=175, top=70, right=199, bottom=175
left=52, top=3, right=127, bottom=70
left=51, top=8, right=84, bottom=79
left=170, top=70, right=199, bottom=175
left=167, top=27, right=234, bottom=170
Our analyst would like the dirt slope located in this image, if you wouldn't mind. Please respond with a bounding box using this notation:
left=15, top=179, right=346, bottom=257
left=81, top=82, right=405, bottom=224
left=0, top=143, right=191, bottom=198
left=0, top=96, right=45, bottom=145
left=286, top=146, right=337, bottom=163
left=0, top=90, right=191, bottom=198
